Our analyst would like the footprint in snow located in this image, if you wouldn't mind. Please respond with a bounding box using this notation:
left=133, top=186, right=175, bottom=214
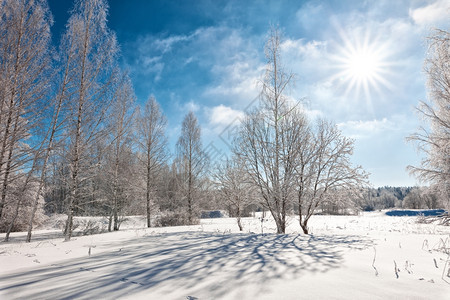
left=120, top=278, right=143, bottom=286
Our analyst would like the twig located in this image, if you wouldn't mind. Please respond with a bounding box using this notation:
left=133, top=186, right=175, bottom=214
left=394, top=260, right=399, bottom=279
left=422, top=239, right=429, bottom=251
left=372, top=247, right=378, bottom=276
left=405, top=260, right=413, bottom=274
left=442, top=254, right=450, bottom=284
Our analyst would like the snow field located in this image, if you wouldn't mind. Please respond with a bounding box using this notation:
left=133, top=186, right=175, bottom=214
left=0, top=212, right=449, bottom=299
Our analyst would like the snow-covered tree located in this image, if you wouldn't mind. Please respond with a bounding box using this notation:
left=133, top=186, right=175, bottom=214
left=60, top=0, right=118, bottom=241
left=296, top=119, right=368, bottom=233
left=136, top=96, right=168, bottom=227
left=234, top=27, right=305, bottom=234
left=408, top=29, right=450, bottom=212
left=0, top=178, right=47, bottom=238
left=176, top=111, right=207, bottom=224
left=214, top=156, right=255, bottom=231
left=0, top=0, right=52, bottom=222
left=103, top=74, right=136, bottom=231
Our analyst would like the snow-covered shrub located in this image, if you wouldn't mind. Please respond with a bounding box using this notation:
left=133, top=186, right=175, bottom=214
left=156, top=210, right=199, bottom=227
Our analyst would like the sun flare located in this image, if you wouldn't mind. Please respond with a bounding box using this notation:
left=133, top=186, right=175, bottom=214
left=346, top=51, right=380, bottom=81
left=331, top=30, right=392, bottom=102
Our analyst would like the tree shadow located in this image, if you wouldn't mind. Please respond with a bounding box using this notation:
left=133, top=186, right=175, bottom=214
left=0, top=232, right=373, bottom=299
left=1, top=230, right=63, bottom=243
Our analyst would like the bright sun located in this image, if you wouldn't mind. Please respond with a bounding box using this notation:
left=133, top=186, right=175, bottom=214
left=347, top=51, right=380, bottom=81
left=331, top=30, right=392, bottom=102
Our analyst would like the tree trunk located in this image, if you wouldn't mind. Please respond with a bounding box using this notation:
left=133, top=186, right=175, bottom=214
left=65, top=208, right=74, bottom=241
left=188, top=151, right=193, bottom=224
left=113, top=203, right=119, bottom=231
left=108, top=213, right=112, bottom=232
left=276, top=219, right=286, bottom=234
left=237, top=217, right=243, bottom=231
left=237, top=206, right=243, bottom=231
left=4, top=197, right=22, bottom=242
left=0, top=97, right=21, bottom=220
left=300, top=219, right=309, bottom=234
left=113, top=154, right=120, bottom=231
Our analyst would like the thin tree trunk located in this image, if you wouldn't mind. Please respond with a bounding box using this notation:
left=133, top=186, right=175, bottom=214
left=146, top=151, right=151, bottom=228
left=108, top=213, right=112, bottom=232
left=113, top=149, right=120, bottom=231
left=237, top=205, right=243, bottom=231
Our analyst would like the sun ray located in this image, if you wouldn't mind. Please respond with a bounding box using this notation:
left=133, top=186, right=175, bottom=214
left=329, top=26, right=394, bottom=107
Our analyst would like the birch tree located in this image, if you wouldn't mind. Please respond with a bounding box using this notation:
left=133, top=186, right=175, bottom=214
left=136, top=97, right=167, bottom=228
left=60, top=0, right=118, bottom=241
left=408, top=29, right=450, bottom=211
left=104, top=74, right=135, bottom=231
left=0, top=0, right=52, bottom=222
left=176, top=111, right=207, bottom=224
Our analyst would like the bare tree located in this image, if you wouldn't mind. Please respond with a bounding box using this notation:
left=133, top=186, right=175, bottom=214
left=176, top=111, right=207, bottom=224
left=234, top=27, right=302, bottom=234
left=213, top=156, right=254, bottom=231
left=407, top=29, right=450, bottom=211
left=104, top=74, right=135, bottom=231
left=60, top=0, right=118, bottom=241
left=136, top=96, right=167, bottom=228
left=296, top=119, right=368, bottom=234
left=0, top=0, right=52, bottom=222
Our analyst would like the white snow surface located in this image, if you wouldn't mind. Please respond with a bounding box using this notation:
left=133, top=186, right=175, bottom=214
left=1, top=211, right=449, bottom=299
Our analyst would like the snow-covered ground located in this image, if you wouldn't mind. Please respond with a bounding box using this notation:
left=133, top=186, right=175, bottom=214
left=1, top=211, right=449, bottom=299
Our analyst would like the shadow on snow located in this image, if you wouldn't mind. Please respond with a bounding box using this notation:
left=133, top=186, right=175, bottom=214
left=0, top=232, right=373, bottom=299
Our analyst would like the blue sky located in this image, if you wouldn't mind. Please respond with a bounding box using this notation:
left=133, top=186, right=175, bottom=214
left=48, top=0, right=449, bottom=187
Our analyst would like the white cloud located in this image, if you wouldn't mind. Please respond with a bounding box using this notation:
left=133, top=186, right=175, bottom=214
left=128, top=33, right=194, bottom=83
left=337, top=114, right=417, bottom=140
left=337, top=118, right=395, bottom=139
left=195, top=26, right=263, bottom=107
left=183, top=100, right=200, bottom=113
left=304, top=108, right=323, bottom=120
left=208, top=105, right=244, bottom=126
left=172, top=98, right=201, bottom=114
left=409, top=0, right=450, bottom=26
left=204, top=61, right=262, bottom=104
left=281, top=39, right=327, bottom=59
left=140, top=56, right=164, bottom=81
left=152, top=35, right=190, bottom=53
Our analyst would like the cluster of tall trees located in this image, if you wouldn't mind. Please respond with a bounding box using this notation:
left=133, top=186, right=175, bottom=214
left=0, top=0, right=208, bottom=241
left=0, top=0, right=55, bottom=241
